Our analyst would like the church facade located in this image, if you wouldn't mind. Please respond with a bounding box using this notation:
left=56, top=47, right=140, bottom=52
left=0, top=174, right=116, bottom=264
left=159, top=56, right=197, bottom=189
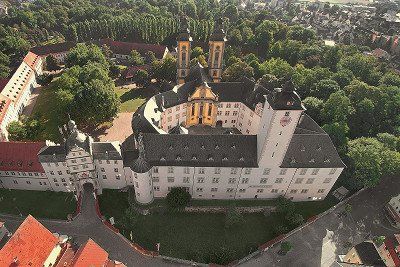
left=129, top=20, right=345, bottom=204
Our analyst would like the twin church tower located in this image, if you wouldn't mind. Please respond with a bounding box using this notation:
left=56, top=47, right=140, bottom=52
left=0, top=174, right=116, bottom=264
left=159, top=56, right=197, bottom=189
left=176, top=18, right=227, bottom=84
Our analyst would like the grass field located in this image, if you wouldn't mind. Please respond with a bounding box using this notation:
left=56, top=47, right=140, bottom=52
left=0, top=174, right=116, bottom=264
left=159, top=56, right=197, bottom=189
left=98, top=189, right=338, bottom=264
left=0, top=189, right=76, bottom=219
left=114, top=86, right=148, bottom=112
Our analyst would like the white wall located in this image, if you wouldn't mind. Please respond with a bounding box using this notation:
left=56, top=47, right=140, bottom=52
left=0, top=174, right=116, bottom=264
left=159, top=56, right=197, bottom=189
left=0, top=171, right=52, bottom=191
left=41, top=161, right=74, bottom=192
left=95, top=159, right=127, bottom=189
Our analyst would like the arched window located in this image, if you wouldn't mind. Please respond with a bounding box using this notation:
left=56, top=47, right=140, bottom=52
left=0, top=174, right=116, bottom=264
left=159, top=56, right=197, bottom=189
left=208, top=105, right=212, bottom=116
left=191, top=104, right=195, bottom=116
left=213, top=46, right=221, bottom=68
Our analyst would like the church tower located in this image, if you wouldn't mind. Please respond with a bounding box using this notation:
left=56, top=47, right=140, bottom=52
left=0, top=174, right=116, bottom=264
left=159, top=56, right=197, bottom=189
left=176, top=17, right=192, bottom=84
left=208, top=18, right=227, bottom=83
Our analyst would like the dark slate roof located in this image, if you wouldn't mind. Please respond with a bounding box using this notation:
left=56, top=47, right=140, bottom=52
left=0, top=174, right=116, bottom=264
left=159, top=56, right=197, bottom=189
left=142, top=133, right=258, bottom=167
left=66, top=131, right=91, bottom=153
left=209, top=18, right=227, bottom=42
left=122, top=150, right=139, bottom=167
left=92, top=142, right=122, bottom=160
left=38, top=145, right=66, bottom=163
left=281, top=115, right=345, bottom=168
left=131, top=104, right=159, bottom=136
left=30, top=42, right=76, bottom=56
left=267, top=81, right=305, bottom=111
left=185, top=63, right=211, bottom=85
left=354, top=242, right=385, bottom=266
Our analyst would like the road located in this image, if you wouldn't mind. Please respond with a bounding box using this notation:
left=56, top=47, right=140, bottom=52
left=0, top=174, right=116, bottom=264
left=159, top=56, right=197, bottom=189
left=1, top=184, right=180, bottom=266
left=240, top=175, right=400, bottom=267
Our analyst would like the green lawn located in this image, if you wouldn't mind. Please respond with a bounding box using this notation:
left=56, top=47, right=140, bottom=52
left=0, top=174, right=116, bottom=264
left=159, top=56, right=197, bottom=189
left=0, top=189, right=76, bottom=219
left=98, top=189, right=338, bottom=264
left=31, top=86, right=63, bottom=142
left=114, top=87, right=148, bottom=112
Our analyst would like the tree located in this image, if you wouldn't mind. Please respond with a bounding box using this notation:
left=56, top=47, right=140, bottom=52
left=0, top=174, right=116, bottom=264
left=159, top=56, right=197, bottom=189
left=322, top=90, right=354, bottom=123
left=46, top=55, right=59, bottom=71
left=151, top=55, right=176, bottom=83
left=279, top=241, right=293, bottom=255
left=191, top=46, right=204, bottom=59
left=276, top=196, right=295, bottom=215
left=379, top=71, right=400, bottom=87
left=288, top=25, right=315, bottom=43
left=228, top=29, right=243, bottom=46
left=376, top=133, right=399, bottom=151
left=222, top=60, right=254, bottom=81
left=0, top=52, right=10, bottom=79
left=303, top=97, right=324, bottom=124
left=332, top=69, right=354, bottom=88
left=322, top=122, right=349, bottom=155
left=37, top=73, right=53, bottom=86
left=120, top=207, right=138, bottom=229
left=129, top=49, right=145, bottom=66
left=66, top=43, right=109, bottom=68
left=225, top=208, right=245, bottom=229
left=255, top=20, right=279, bottom=49
left=261, top=58, right=293, bottom=79
left=145, top=51, right=156, bottom=64
left=166, top=187, right=191, bottom=209
left=311, top=79, right=340, bottom=100
left=338, top=53, right=381, bottom=85
left=7, top=121, right=27, bottom=141
left=258, top=74, right=281, bottom=91
left=286, top=213, right=304, bottom=226
left=135, top=69, right=149, bottom=87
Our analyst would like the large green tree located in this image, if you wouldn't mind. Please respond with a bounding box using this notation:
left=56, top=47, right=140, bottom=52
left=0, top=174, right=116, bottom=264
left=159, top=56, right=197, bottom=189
left=66, top=44, right=109, bottom=68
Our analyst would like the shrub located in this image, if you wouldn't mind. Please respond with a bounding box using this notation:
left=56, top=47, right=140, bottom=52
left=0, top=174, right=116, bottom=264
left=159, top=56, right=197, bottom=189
left=166, top=187, right=191, bottom=209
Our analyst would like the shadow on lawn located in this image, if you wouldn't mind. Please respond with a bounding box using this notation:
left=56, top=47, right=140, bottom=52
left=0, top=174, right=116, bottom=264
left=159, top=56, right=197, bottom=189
left=119, top=87, right=155, bottom=102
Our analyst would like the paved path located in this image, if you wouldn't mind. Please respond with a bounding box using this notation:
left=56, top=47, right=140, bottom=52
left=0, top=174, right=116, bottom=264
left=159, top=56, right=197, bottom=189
left=240, top=175, right=400, bottom=267
left=95, top=113, right=133, bottom=143
left=1, top=184, right=180, bottom=266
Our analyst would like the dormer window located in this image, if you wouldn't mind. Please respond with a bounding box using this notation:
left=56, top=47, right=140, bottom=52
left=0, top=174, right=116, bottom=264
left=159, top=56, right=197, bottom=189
left=176, top=155, right=182, bottom=161
left=169, top=145, right=174, bottom=150
left=239, top=157, right=244, bottom=162
left=231, top=144, right=236, bottom=149
left=184, top=145, right=189, bottom=150
left=290, top=157, right=296, bottom=164
left=316, top=145, right=322, bottom=151
left=215, top=145, right=219, bottom=150
left=309, top=158, right=315, bottom=163
left=222, top=157, right=228, bottom=161
left=324, top=158, right=331, bottom=163
left=160, top=156, right=166, bottom=161
left=200, top=145, right=205, bottom=150
left=300, top=145, right=305, bottom=152
left=208, top=155, right=214, bottom=161
left=192, top=155, right=198, bottom=161
left=287, top=101, right=294, bottom=106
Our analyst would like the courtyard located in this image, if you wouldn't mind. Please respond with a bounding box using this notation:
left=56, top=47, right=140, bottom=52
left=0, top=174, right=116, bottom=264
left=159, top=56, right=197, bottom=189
left=0, top=189, right=76, bottom=219
left=98, top=189, right=338, bottom=264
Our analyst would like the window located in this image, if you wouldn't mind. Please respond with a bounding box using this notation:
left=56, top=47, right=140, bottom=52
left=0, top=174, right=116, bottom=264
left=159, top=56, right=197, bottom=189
left=26, top=181, right=31, bottom=184
left=53, top=178, right=57, bottom=182
left=234, top=103, right=239, bottom=108
left=239, top=188, right=246, bottom=193
left=215, top=167, right=221, bottom=174
left=226, top=103, right=231, bottom=108
left=66, top=170, right=70, bottom=174
left=295, top=178, right=304, bottom=184
left=242, top=178, right=249, bottom=184
left=153, top=177, right=159, bottom=183
left=83, top=164, right=88, bottom=169
left=197, top=178, right=204, bottom=183
left=168, top=166, right=174, bottom=173
left=228, top=178, right=236, bottom=184
left=329, top=168, right=337, bottom=175
left=167, top=177, right=174, bottom=183
left=275, top=178, right=283, bottom=183
left=317, top=189, right=325, bottom=193
left=154, top=186, right=160, bottom=191
left=198, top=168, right=205, bottom=174
left=73, top=166, right=78, bottom=170
left=285, top=111, right=290, bottom=116
left=263, top=168, right=271, bottom=175
left=101, top=168, right=105, bottom=172
left=217, top=111, right=222, bottom=116
left=225, top=111, right=230, bottom=116
left=183, top=177, right=189, bottom=183
left=323, top=178, right=332, bottom=184
left=210, top=188, right=218, bottom=192
left=55, top=183, right=59, bottom=186
left=233, top=111, right=238, bottom=116
left=290, top=189, right=297, bottom=194
left=196, top=188, right=203, bottom=192
left=58, top=171, right=62, bottom=175
left=103, top=175, right=107, bottom=179
left=245, top=168, right=251, bottom=175
left=47, top=163, right=51, bottom=167
left=230, top=168, right=237, bottom=175
left=81, top=158, right=87, bottom=162
left=135, top=182, right=139, bottom=187
left=71, top=159, right=76, bottom=163
left=153, top=167, right=159, bottom=173
left=271, top=189, right=278, bottom=193
left=184, top=167, right=190, bottom=174
left=99, top=160, right=102, bottom=164
left=311, top=168, right=320, bottom=175
left=306, top=178, right=315, bottom=184
left=106, top=160, right=110, bottom=164
left=226, top=188, right=234, bottom=193
left=50, top=171, right=54, bottom=175
left=301, top=189, right=309, bottom=194
left=300, top=168, right=307, bottom=175
left=116, top=175, right=121, bottom=180
left=114, top=160, right=118, bottom=164
left=257, top=189, right=264, bottom=193
left=191, top=105, right=195, bottom=116
left=212, top=177, right=219, bottom=183
left=208, top=105, right=212, bottom=116
left=279, top=169, right=287, bottom=175
left=260, top=178, right=268, bottom=184
left=61, top=178, right=66, bottom=182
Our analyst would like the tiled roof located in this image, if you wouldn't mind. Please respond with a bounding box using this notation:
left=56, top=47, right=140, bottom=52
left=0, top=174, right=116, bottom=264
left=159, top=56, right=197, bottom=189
left=141, top=133, right=258, bottom=168
left=71, top=239, right=109, bottom=267
left=0, top=141, right=46, bottom=172
left=0, top=94, right=11, bottom=125
left=38, top=145, right=67, bottom=163
left=92, top=142, right=122, bottom=160
left=0, top=215, right=58, bottom=267
left=30, top=42, right=77, bottom=56
left=98, top=38, right=167, bottom=59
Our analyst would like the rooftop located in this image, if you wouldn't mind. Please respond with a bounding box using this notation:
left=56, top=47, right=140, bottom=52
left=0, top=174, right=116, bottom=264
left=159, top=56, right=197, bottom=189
left=30, top=42, right=77, bottom=56
left=71, top=239, right=109, bottom=267
left=0, top=215, right=58, bottom=267
left=0, top=141, right=46, bottom=172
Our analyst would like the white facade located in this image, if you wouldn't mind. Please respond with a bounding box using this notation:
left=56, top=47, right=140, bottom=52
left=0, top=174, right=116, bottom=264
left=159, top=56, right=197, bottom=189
left=0, top=170, right=52, bottom=191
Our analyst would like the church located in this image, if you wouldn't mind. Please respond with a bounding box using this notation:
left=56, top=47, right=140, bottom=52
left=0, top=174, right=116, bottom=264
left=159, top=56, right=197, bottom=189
left=128, top=19, right=345, bottom=204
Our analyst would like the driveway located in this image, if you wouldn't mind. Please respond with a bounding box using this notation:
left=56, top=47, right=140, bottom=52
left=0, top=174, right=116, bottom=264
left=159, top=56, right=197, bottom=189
left=240, top=175, right=400, bottom=267
left=1, top=184, right=181, bottom=266
left=94, top=113, right=133, bottom=143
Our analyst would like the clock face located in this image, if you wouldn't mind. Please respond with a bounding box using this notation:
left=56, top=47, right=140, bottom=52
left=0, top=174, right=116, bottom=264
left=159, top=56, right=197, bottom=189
left=280, top=116, right=292, bottom=127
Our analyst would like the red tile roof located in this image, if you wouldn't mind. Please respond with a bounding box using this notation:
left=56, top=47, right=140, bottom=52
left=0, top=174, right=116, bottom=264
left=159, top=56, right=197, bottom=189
left=71, top=239, right=109, bottom=267
left=0, top=215, right=59, bottom=267
left=0, top=141, right=46, bottom=172
left=99, top=38, right=167, bottom=59
left=23, top=51, right=40, bottom=70
left=31, top=42, right=77, bottom=56
left=0, top=94, right=12, bottom=125
left=0, top=79, right=9, bottom=92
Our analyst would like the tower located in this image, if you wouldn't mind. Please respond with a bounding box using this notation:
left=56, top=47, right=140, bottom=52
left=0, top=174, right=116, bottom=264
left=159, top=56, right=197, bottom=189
left=208, top=18, right=227, bottom=83
left=257, top=80, right=305, bottom=167
left=176, top=17, right=192, bottom=84
left=186, top=81, right=218, bottom=127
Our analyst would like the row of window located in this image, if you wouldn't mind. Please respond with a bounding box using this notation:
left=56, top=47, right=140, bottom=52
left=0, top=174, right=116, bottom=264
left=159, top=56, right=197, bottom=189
left=217, top=103, right=240, bottom=109
left=289, top=189, right=325, bottom=194
left=102, top=174, right=121, bottom=180
left=3, top=171, right=43, bottom=177
left=100, top=168, right=119, bottom=173
left=153, top=186, right=326, bottom=194
left=7, top=180, right=47, bottom=186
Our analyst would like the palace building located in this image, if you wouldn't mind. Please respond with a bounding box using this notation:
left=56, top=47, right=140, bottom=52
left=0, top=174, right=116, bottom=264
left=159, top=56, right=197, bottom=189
left=0, top=20, right=345, bottom=205
left=128, top=19, right=345, bottom=204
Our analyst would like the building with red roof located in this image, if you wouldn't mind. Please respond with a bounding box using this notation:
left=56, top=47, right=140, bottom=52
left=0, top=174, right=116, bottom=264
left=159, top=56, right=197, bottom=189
left=31, top=42, right=76, bottom=64
left=0, top=141, right=53, bottom=191
left=0, top=215, right=60, bottom=267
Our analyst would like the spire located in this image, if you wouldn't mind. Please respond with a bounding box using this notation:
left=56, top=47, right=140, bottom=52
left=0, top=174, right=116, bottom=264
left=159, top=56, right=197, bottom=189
left=132, top=133, right=152, bottom=173
left=210, top=18, right=227, bottom=42
left=177, top=16, right=192, bottom=42
left=137, top=133, right=145, bottom=159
